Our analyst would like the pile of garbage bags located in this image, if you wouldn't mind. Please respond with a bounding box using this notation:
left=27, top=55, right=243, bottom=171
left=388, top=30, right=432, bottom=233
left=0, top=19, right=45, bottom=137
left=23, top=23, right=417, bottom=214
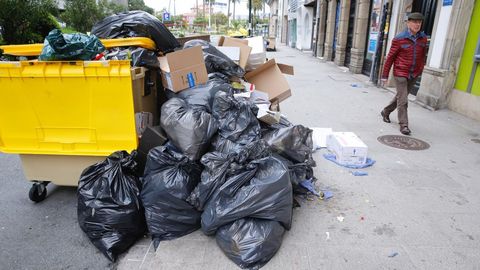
left=76, top=21, right=317, bottom=268
left=78, top=85, right=316, bottom=268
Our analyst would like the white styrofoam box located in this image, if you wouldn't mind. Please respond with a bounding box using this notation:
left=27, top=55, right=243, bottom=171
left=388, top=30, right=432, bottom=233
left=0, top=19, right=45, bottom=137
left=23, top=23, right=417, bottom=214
left=326, top=132, right=368, bottom=165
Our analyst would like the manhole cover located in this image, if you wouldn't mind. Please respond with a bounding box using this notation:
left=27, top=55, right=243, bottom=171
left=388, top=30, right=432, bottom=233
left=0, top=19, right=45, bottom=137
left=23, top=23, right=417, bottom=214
left=377, top=135, right=430, bottom=150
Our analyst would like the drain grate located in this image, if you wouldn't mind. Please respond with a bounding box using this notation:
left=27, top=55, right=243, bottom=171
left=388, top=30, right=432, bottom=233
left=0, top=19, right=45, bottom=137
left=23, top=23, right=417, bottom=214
left=377, top=135, right=430, bottom=150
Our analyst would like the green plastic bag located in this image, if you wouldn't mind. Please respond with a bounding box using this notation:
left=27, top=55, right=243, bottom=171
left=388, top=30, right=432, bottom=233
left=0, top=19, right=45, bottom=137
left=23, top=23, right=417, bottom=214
left=39, top=29, right=105, bottom=61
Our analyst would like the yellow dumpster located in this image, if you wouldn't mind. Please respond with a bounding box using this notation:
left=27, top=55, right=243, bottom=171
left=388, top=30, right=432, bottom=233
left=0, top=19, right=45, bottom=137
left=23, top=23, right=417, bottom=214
left=0, top=60, right=158, bottom=201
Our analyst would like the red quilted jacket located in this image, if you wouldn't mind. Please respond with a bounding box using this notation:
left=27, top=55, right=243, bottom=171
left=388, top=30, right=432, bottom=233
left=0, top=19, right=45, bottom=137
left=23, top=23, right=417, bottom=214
left=382, top=30, right=428, bottom=79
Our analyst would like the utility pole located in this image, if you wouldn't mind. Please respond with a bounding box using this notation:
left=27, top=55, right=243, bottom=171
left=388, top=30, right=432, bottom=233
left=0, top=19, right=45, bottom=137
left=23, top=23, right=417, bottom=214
left=248, top=0, right=252, bottom=36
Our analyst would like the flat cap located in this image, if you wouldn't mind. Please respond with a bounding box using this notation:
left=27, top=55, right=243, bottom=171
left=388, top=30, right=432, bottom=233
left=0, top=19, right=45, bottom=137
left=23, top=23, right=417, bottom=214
left=408, top=12, right=424, bottom=20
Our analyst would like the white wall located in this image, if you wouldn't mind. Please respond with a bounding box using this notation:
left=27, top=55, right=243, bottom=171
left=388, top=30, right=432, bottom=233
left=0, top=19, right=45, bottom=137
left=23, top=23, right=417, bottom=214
left=429, top=5, right=452, bottom=68
left=295, top=6, right=314, bottom=50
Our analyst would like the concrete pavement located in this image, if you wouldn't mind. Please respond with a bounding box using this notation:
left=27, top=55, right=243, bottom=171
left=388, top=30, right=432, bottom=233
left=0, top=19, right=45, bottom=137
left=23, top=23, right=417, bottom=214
left=1, top=44, right=479, bottom=269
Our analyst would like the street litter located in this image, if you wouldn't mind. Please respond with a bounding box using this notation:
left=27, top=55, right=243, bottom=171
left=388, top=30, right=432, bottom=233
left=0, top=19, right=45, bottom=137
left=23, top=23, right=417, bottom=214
left=321, top=190, right=334, bottom=200
left=323, top=153, right=376, bottom=169
left=299, top=179, right=320, bottom=196
left=326, top=232, right=330, bottom=240
left=388, top=252, right=399, bottom=258
left=351, top=171, right=369, bottom=176
left=337, top=216, right=345, bottom=222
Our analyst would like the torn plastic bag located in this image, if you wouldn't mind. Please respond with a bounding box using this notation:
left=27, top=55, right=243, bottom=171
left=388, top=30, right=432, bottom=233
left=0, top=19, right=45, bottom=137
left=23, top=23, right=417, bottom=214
left=212, top=91, right=261, bottom=144
left=91, top=10, right=179, bottom=53
left=165, top=80, right=232, bottom=113
left=262, top=125, right=315, bottom=165
left=39, top=29, right=105, bottom=61
left=77, top=151, right=146, bottom=262
left=188, top=140, right=271, bottom=211
left=201, top=154, right=293, bottom=235
left=183, top=39, right=245, bottom=78
left=160, top=98, right=218, bottom=160
left=140, top=144, right=202, bottom=249
left=216, top=218, right=285, bottom=269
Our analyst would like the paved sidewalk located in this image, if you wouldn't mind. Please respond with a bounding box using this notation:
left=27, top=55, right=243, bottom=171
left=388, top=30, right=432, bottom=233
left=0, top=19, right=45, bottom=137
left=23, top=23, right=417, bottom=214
left=117, top=45, right=480, bottom=269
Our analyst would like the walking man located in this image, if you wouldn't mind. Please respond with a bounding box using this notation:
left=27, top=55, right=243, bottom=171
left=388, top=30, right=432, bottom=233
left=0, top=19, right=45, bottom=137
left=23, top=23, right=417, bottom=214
left=380, top=12, right=427, bottom=135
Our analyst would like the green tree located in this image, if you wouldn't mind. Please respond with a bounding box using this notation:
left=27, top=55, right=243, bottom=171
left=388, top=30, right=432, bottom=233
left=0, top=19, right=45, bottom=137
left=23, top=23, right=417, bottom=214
left=62, top=0, right=102, bottom=33
left=0, top=0, right=59, bottom=44
left=128, top=0, right=154, bottom=14
left=212, top=12, right=228, bottom=28
left=99, top=0, right=127, bottom=15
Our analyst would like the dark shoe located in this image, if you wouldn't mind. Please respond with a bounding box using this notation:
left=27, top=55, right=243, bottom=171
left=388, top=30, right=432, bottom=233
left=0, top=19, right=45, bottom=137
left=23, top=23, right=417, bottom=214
left=400, top=126, right=411, bottom=135
left=381, top=111, right=391, bottom=123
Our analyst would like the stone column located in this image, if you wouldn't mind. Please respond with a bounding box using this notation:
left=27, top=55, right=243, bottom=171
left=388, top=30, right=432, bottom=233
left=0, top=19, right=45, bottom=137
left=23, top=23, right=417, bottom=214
left=349, top=0, right=370, bottom=73
left=416, top=0, right=475, bottom=109
left=334, top=0, right=351, bottom=66
left=324, top=0, right=337, bottom=60
left=316, top=0, right=328, bottom=57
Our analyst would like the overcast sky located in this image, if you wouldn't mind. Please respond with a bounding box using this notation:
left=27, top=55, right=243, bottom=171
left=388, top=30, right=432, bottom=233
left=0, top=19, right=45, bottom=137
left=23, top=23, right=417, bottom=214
left=143, top=0, right=269, bottom=17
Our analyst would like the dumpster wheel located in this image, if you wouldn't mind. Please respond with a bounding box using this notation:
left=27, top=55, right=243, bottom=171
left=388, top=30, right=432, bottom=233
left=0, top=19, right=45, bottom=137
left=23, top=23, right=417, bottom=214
left=29, top=181, right=49, bottom=203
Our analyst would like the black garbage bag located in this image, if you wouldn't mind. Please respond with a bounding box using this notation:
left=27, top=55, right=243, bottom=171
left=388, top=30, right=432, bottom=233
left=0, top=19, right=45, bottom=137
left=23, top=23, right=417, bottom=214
left=262, top=125, right=315, bottom=165
left=212, top=91, right=261, bottom=145
left=91, top=10, right=179, bottom=53
left=165, top=79, right=232, bottom=113
left=188, top=140, right=271, bottom=211
left=183, top=39, right=245, bottom=78
left=275, top=155, right=315, bottom=195
left=216, top=218, right=285, bottom=269
left=77, top=151, right=146, bottom=262
left=140, top=144, right=202, bottom=249
left=160, top=98, right=218, bottom=160
left=210, top=135, right=245, bottom=154
left=105, top=47, right=159, bottom=69
left=201, top=155, right=293, bottom=235
left=208, top=72, right=231, bottom=82
left=39, top=29, right=105, bottom=61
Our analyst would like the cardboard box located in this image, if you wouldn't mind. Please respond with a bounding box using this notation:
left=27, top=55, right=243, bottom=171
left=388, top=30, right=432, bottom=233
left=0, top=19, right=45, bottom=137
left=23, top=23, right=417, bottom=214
left=257, top=110, right=281, bottom=125
left=158, top=46, right=208, bottom=92
left=326, top=132, right=368, bottom=166
left=20, top=154, right=106, bottom=186
left=218, top=36, right=252, bottom=69
left=131, top=68, right=158, bottom=128
left=244, top=59, right=294, bottom=103
left=136, top=125, right=168, bottom=173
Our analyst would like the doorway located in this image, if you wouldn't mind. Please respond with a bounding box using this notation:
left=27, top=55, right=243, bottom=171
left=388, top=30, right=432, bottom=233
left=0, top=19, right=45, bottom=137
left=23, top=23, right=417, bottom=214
left=344, top=0, right=357, bottom=67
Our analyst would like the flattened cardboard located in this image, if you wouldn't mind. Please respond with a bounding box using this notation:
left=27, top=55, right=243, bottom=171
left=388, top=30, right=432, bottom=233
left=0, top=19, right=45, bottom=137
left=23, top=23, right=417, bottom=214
left=215, top=46, right=240, bottom=61
left=244, top=59, right=294, bottom=103
left=158, top=46, right=208, bottom=92
left=218, top=36, right=252, bottom=69
left=131, top=67, right=158, bottom=125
